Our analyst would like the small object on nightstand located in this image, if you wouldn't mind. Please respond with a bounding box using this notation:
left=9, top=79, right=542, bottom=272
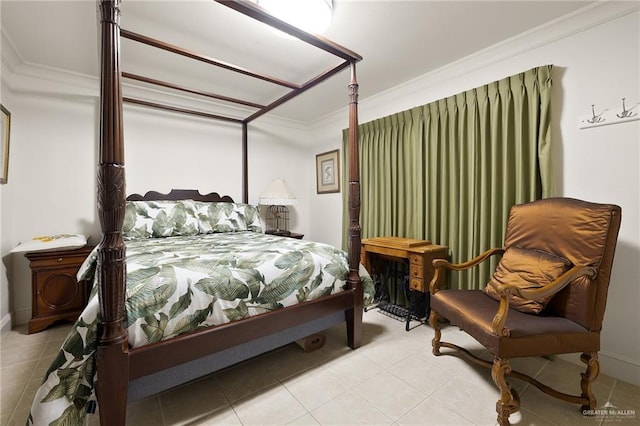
left=25, top=245, right=95, bottom=333
left=265, top=230, right=304, bottom=239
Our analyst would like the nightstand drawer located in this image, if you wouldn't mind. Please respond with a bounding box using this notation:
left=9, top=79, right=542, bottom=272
left=409, top=277, right=424, bottom=292
left=27, top=252, right=89, bottom=268
left=410, top=264, right=423, bottom=279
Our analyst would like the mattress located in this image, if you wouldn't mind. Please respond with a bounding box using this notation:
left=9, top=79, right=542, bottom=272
left=28, top=231, right=373, bottom=425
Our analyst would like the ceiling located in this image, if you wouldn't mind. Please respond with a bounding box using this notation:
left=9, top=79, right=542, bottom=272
left=1, top=0, right=594, bottom=123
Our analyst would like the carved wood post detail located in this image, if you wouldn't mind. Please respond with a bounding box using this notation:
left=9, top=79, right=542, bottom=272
left=346, top=61, right=362, bottom=349
left=242, top=122, right=248, bottom=204
left=97, top=1, right=129, bottom=424
left=98, top=0, right=127, bottom=347
left=491, top=357, right=520, bottom=426
left=429, top=310, right=442, bottom=355
left=347, top=62, right=361, bottom=282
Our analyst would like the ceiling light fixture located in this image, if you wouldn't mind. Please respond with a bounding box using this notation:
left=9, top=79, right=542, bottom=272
left=257, top=0, right=333, bottom=35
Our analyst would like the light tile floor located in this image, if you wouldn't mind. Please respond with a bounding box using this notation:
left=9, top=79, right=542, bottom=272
left=1, top=310, right=639, bottom=425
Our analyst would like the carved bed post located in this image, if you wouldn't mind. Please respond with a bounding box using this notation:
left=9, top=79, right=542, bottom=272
left=242, top=122, right=248, bottom=203
left=97, top=0, right=129, bottom=424
left=346, top=61, right=362, bottom=349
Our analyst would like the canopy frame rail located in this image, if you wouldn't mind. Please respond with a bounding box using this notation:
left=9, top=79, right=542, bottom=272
left=120, top=25, right=360, bottom=124
left=118, top=0, right=363, bottom=203
left=217, top=0, right=363, bottom=62
left=123, top=97, right=245, bottom=124
left=121, top=28, right=299, bottom=90
left=117, top=0, right=363, bottom=124
left=122, top=72, right=266, bottom=110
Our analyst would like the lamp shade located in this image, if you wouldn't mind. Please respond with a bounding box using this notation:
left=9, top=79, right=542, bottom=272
left=259, top=179, right=297, bottom=206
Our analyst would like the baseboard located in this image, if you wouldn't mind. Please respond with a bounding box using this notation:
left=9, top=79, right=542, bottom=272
left=599, top=351, right=640, bottom=387
left=557, top=352, right=640, bottom=387
left=13, top=308, right=31, bottom=327
left=0, top=313, right=12, bottom=334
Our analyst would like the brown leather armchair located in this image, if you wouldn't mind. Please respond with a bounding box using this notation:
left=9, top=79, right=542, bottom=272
left=429, top=198, right=622, bottom=426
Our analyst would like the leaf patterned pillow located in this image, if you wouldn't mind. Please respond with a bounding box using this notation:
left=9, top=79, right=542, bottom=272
left=123, top=200, right=200, bottom=240
left=195, top=202, right=248, bottom=233
left=234, top=203, right=265, bottom=233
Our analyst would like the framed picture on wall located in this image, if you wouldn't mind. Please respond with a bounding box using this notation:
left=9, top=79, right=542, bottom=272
left=0, top=104, right=11, bottom=184
left=316, top=149, right=340, bottom=194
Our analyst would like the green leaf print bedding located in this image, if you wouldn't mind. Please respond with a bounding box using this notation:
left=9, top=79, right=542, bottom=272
left=28, top=231, right=374, bottom=425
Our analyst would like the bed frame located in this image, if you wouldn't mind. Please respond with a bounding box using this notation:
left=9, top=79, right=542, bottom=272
left=96, top=1, right=362, bottom=424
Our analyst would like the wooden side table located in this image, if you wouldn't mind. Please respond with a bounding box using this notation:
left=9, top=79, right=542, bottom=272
left=361, top=237, right=448, bottom=292
left=361, top=237, right=448, bottom=329
left=25, top=245, right=95, bottom=333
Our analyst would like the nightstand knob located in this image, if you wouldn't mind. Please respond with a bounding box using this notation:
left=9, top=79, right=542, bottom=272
left=57, top=258, right=63, bottom=263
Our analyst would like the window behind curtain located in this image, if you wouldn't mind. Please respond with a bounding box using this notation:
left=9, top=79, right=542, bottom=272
left=343, top=65, right=553, bottom=289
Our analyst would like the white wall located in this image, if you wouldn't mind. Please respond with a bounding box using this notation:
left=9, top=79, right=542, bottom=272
left=305, top=122, right=347, bottom=249
left=5, top=92, right=98, bottom=325
left=246, top=118, right=312, bottom=233
left=0, top=69, right=13, bottom=332
left=309, top=2, right=640, bottom=385
left=121, top=102, right=309, bottom=212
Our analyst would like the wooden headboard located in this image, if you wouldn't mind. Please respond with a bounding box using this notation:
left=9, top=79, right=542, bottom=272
left=126, top=189, right=234, bottom=202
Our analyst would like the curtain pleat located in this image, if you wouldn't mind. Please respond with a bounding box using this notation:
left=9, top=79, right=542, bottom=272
left=343, top=65, right=552, bottom=290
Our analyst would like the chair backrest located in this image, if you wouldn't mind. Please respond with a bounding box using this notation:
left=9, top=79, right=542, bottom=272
left=502, top=197, right=621, bottom=331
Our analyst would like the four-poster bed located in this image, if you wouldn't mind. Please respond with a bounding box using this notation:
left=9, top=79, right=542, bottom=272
left=28, top=1, right=366, bottom=424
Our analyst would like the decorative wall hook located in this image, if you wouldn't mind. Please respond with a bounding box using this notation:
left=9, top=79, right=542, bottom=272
left=587, top=104, right=605, bottom=124
left=579, top=99, right=639, bottom=130
left=616, top=98, right=637, bottom=119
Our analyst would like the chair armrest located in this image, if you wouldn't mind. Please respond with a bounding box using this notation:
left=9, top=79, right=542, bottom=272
left=491, top=264, right=597, bottom=336
left=429, top=247, right=505, bottom=294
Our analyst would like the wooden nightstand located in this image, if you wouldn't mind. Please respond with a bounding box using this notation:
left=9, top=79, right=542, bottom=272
left=25, top=245, right=95, bottom=333
left=265, top=231, right=304, bottom=239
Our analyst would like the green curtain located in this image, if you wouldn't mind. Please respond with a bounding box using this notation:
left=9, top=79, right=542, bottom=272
left=343, top=65, right=552, bottom=290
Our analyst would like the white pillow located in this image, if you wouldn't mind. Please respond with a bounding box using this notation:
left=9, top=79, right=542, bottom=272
left=10, top=234, right=88, bottom=253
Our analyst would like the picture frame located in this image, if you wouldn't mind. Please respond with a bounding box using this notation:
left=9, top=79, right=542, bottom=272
left=0, top=104, right=10, bottom=185
left=316, top=149, right=340, bottom=194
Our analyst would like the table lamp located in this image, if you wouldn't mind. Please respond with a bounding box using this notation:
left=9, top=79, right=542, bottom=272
left=259, top=179, right=297, bottom=235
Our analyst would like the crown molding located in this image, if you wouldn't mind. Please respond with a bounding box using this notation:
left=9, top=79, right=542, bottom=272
left=4, top=1, right=637, bottom=132
left=313, top=0, right=640, bottom=129
left=1, top=27, right=23, bottom=75
left=1, top=33, right=308, bottom=132
left=3, top=60, right=308, bottom=132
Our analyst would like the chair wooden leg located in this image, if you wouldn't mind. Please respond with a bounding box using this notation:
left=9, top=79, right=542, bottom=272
left=580, top=352, right=599, bottom=411
left=429, top=310, right=442, bottom=355
left=491, top=357, right=520, bottom=426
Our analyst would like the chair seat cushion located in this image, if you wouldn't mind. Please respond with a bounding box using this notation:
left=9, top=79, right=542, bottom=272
left=484, top=247, right=571, bottom=314
left=431, top=290, right=600, bottom=358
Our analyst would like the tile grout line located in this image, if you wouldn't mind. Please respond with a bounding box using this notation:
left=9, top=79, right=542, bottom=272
left=7, top=316, right=640, bottom=426
left=212, top=373, right=244, bottom=426
left=8, top=328, right=52, bottom=425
